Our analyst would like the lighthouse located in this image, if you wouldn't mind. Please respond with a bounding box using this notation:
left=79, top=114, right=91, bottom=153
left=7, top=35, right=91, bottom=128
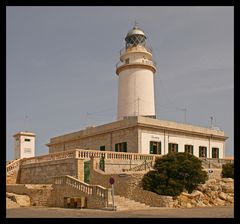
left=116, top=25, right=157, bottom=120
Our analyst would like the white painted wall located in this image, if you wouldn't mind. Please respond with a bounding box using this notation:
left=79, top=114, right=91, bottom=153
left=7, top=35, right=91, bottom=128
left=14, top=134, right=35, bottom=159
left=140, top=131, right=225, bottom=158
left=140, top=132, right=164, bottom=154
left=117, top=68, right=155, bottom=120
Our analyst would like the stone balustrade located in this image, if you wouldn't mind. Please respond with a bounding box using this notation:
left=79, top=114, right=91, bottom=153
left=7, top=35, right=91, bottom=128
left=6, top=159, right=22, bottom=175
left=20, top=149, right=161, bottom=166
left=53, top=175, right=108, bottom=200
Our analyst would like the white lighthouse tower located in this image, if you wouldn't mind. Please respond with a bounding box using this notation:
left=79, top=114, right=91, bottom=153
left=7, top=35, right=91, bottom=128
left=116, top=25, right=157, bottom=120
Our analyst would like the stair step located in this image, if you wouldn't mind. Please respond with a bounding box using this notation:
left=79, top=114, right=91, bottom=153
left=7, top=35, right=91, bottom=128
left=107, top=195, right=150, bottom=210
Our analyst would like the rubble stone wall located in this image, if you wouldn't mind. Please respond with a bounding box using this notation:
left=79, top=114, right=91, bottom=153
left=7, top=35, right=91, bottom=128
left=6, top=184, right=53, bottom=206
left=18, top=158, right=84, bottom=184
left=90, top=158, right=234, bottom=208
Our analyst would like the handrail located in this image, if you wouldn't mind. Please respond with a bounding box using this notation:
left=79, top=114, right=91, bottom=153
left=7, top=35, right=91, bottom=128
left=21, top=149, right=161, bottom=166
left=53, top=175, right=108, bottom=200
left=6, top=158, right=22, bottom=175
left=116, top=60, right=156, bottom=69
left=124, top=160, right=154, bottom=172
left=120, top=45, right=152, bottom=56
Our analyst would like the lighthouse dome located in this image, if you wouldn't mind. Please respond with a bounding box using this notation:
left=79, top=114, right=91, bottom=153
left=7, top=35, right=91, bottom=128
left=125, top=25, right=147, bottom=48
left=126, top=26, right=146, bottom=37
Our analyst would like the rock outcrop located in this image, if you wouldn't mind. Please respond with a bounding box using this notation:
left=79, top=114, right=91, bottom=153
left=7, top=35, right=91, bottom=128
left=172, top=178, right=234, bottom=208
left=6, top=192, right=31, bottom=207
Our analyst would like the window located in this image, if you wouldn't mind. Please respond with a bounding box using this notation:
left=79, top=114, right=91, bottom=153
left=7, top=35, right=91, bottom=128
left=212, top=147, right=219, bottom=159
left=168, top=143, right=178, bottom=153
left=24, top=148, right=31, bottom=154
left=150, top=141, right=161, bottom=154
left=100, top=146, right=105, bottom=151
left=125, top=58, right=129, bottom=64
left=199, top=146, right=207, bottom=158
left=115, top=142, right=127, bottom=152
left=184, top=145, right=193, bottom=154
left=24, top=138, right=31, bottom=142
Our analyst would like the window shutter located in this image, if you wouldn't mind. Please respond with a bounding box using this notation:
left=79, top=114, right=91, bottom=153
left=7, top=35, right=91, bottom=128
left=176, top=144, right=178, bottom=152
left=123, top=142, right=127, bottom=152
left=150, top=142, right=154, bottom=154
left=199, top=147, right=201, bottom=157
left=205, top=148, right=207, bottom=158
left=168, top=143, right=171, bottom=153
left=158, top=142, right=161, bottom=154
left=115, top=144, right=118, bottom=152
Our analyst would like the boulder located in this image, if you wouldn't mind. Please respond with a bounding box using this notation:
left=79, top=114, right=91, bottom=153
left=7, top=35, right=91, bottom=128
left=221, top=178, right=234, bottom=183
left=190, top=190, right=204, bottom=198
left=221, top=184, right=234, bottom=193
left=6, top=197, right=20, bottom=209
left=213, top=198, right=225, bottom=206
left=226, top=196, right=234, bottom=203
left=186, top=203, right=192, bottom=208
left=219, top=192, right=227, bottom=201
left=206, top=179, right=217, bottom=185
left=196, top=201, right=207, bottom=207
left=197, top=184, right=207, bottom=192
left=6, top=192, right=30, bottom=207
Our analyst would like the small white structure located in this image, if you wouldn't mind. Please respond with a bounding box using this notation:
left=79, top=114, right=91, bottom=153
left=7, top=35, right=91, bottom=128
left=13, top=132, right=36, bottom=159
left=116, top=25, right=156, bottom=120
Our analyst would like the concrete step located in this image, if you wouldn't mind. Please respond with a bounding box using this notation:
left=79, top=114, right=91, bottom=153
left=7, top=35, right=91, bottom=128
left=108, top=195, right=150, bottom=211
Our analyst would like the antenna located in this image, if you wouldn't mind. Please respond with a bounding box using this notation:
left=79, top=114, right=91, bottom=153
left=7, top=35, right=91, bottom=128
left=25, top=115, right=29, bottom=132
left=134, top=20, right=139, bottom=28
left=210, top=116, right=214, bottom=129
left=183, top=106, right=187, bottom=123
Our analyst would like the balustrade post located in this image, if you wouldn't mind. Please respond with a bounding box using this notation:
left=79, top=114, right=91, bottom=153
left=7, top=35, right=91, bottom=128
left=75, top=150, right=79, bottom=158
left=92, top=186, right=96, bottom=196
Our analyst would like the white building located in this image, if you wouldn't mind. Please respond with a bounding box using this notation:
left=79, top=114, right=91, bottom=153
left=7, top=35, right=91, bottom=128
left=13, top=132, right=36, bottom=159
left=46, top=25, right=228, bottom=159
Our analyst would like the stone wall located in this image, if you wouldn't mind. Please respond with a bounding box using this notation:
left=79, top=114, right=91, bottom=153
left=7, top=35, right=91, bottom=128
left=7, top=172, right=19, bottom=184
left=49, top=127, right=139, bottom=154
left=204, top=168, right=222, bottom=180
left=19, top=158, right=84, bottom=184
left=90, top=158, right=173, bottom=207
left=6, top=184, right=53, bottom=206
left=90, top=158, right=234, bottom=208
left=47, top=184, right=108, bottom=209
left=95, top=158, right=145, bottom=173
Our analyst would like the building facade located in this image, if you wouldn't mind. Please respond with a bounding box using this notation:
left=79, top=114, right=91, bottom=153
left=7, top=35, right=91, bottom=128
left=46, top=116, right=227, bottom=159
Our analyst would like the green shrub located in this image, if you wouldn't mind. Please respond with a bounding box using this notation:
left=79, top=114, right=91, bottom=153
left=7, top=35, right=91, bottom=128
left=222, top=163, right=234, bottom=178
left=142, top=152, right=208, bottom=196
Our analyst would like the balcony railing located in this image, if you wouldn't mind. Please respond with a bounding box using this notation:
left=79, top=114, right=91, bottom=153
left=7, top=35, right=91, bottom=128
left=116, top=59, right=157, bottom=69
left=120, top=45, right=152, bottom=56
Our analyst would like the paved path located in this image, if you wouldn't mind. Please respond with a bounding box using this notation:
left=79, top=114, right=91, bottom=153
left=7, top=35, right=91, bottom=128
left=6, top=206, right=234, bottom=218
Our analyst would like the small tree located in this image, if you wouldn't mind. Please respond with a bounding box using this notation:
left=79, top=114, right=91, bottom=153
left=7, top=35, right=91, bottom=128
left=142, top=152, right=208, bottom=196
left=222, top=163, right=234, bottom=178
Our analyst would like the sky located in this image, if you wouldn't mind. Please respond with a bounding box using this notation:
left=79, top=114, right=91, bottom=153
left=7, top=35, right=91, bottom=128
left=6, top=6, right=234, bottom=160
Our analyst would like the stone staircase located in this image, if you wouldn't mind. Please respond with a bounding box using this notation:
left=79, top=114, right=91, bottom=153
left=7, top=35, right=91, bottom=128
left=6, top=159, right=22, bottom=184
left=107, top=195, right=151, bottom=211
